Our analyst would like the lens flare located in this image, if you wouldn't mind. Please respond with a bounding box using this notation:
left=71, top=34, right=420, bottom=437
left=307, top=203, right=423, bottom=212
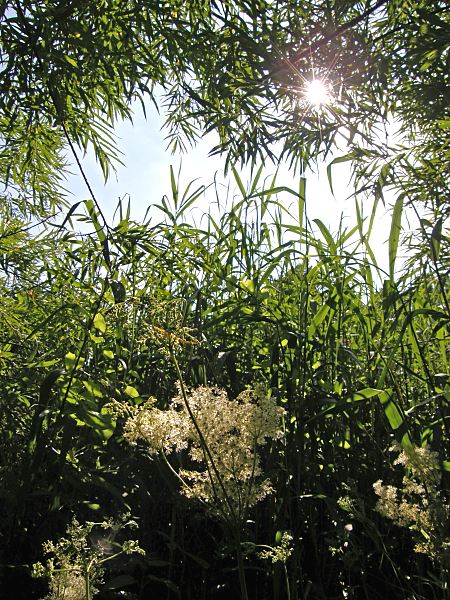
left=303, top=79, right=332, bottom=107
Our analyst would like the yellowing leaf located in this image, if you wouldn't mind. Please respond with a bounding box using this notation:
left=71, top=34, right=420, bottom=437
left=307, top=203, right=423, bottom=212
left=64, top=351, right=76, bottom=370
left=124, top=385, right=139, bottom=398
left=240, top=278, right=255, bottom=293
left=93, top=313, right=107, bottom=333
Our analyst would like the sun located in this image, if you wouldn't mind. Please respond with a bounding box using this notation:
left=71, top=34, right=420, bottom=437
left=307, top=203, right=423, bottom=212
left=303, top=79, right=332, bottom=108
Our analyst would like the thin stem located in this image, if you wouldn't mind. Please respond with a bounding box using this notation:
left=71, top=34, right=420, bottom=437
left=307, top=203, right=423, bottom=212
left=85, top=567, right=91, bottom=600
left=61, top=122, right=110, bottom=232
left=409, top=202, right=449, bottom=318
left=241, top=438, right=259, bottom=517
left=170, top=348, right=238, bottom=524
left=159, top=449, right=197, bottom=498
left=170, top=349, right=251, bottom=597
left=283, top=563, right=291, bottom=600
left=59, top=279, right=109, bottom=415
left=235, top=532, right=249, bottom=600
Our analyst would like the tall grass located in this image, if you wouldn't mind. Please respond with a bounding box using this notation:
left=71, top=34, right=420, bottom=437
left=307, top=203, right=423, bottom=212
left=0, top=167, right=448, bottom=599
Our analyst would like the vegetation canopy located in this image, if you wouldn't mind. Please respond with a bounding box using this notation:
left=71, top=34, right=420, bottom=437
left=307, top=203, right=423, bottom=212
left=1, top=1, right=448, bottom=212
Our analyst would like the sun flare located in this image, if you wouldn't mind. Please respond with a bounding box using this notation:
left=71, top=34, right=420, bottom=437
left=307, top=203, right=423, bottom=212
left=303, top=79, right=332, bottom=108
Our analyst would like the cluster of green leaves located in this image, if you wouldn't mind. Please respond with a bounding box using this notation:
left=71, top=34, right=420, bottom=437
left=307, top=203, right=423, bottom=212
left=1, top=1, right=448, bottom=217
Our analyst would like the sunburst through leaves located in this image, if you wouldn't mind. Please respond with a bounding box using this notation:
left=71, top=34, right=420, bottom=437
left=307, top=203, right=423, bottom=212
left=303, top=79, right=333, bottom=108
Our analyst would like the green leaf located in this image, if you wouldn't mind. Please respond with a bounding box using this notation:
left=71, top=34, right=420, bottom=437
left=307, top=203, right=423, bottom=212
left=308, top=303, right=332, bottom=338
left=64, top=55, right=78, bottom=68
left=93, top=313, right=107, bottom=333
left=85, top=199, right=108, bottom=250
left=231, top=165, right=247, bottom=198
left=378, top=391, right=412, bottom=449
left=298, top=176, right=306, bottom=232
left=240, top=278, right=255, bottom=293
left=124, top=385, right=140, bottom=398
left=379, top=390, right=403, bottom=430
left=388, top=195, right=404, bottom=281
left=76, top=409, right=116, bottom=440
left=90, top=333, right=104, bottom=344
left=327, top=154, right=353, bottom=196
left=313, top=219, right=337, bottom=254
left=351, top=388, right=383, bottom=401
left=430, top=217, right=442, bottom=261
left=83, top=380, right=104, bottom=398
left=64, top=352, right=77, bottom=371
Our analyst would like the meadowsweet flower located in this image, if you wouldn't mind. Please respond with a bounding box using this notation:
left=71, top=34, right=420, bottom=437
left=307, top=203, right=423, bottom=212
left=44, top=569, right=86, bottom=600
left=123, top=399, right=189, bottom=455
left=373, top=480, right=399, bottom=521
left=124, top=384, right=285, bottom=522
left=33, top=515, right=145, bottom=600
left=337, top=495, right=356, bottom=514
left=259, top=532, right=294, bottom=564
left=392, top=443, right=440, bottom=484
left=373, top=445, right=449, bottom=564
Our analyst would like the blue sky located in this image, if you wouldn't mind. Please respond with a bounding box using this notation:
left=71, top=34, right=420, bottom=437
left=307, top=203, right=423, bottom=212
left=66, top=100, right=393, bottom=272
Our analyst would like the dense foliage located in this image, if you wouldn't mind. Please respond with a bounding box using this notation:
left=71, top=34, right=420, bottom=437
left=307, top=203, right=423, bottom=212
left=1, top=1, right=449, bottom=210
left=0, top=1, right=449, bottom=599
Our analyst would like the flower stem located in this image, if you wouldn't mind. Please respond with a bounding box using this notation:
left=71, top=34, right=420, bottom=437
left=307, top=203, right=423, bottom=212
left=85, top=568, right=91, bottom=600
left=169, top=347, right=238, bottom=523
left=235, top=534, right=249, bottom=600
left=283, top=563, right=291, bottom=600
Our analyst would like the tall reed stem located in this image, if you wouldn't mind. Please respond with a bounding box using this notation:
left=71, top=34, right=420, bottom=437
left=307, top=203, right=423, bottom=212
left=235, top=531, right=249, bottom=600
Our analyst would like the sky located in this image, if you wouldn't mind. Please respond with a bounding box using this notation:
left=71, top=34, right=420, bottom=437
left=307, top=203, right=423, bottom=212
left=65, top=99, right=394, bottom=273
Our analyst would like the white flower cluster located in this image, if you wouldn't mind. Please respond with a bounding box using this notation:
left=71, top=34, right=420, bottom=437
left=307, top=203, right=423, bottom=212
left=43, top=570, right=86, bottom=600
left=124, top=383, right=285, bottom=522
left=392, top=442, right=440, bottom=484
left=32, top=515, right=145, bottom=600
left=124, top=396, right=189, bottom=455
left=259, top=532, right=294, bottom=564
left=373, top=444, right=449, bottom=562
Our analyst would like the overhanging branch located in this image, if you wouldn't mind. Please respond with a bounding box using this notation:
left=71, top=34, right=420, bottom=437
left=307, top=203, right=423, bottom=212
left=272, top=0, right=389, bottom=75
